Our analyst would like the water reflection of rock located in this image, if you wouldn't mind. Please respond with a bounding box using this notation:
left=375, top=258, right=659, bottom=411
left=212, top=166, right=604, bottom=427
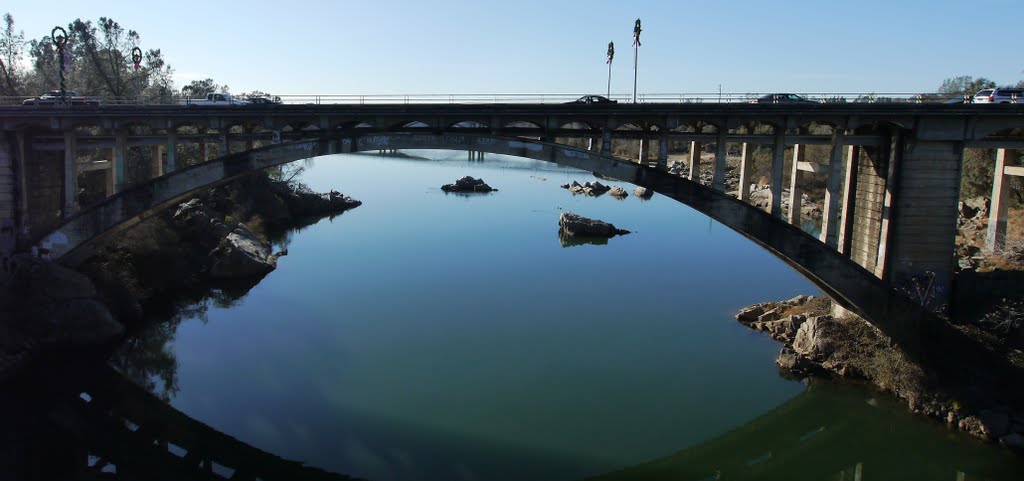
left=558, top=231, right=610, bottom=247
left=558, top=212, right=630, bottom=248
left=584, top=380, right=1023, bottom=481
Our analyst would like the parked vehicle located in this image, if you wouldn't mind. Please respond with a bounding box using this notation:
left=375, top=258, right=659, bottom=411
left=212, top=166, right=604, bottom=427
left=178, top=93, right=249, bottom=106
left=246, top=96, right=281, bottom=105
left=749, top=93, right=818, bottom=104
left=566, top=95, right=617, bottom=104
left=22, top=90, right=100, bottom=106
left=973, top=87, right=1024, bottom=104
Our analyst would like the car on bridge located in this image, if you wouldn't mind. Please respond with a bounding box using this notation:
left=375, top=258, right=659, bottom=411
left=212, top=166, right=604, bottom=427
left=973, top=87, right=1023, bottom=104
left=749, top=93, right=818, bottom=104
left=566, top=95, right=617, bottom=104
left=22, top=90, right=101, bottom=107
left=246, top=96, right=281, bottom=105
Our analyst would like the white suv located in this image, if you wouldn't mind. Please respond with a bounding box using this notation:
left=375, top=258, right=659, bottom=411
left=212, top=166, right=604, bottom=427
left=973, top=87, right=1024, bottom=104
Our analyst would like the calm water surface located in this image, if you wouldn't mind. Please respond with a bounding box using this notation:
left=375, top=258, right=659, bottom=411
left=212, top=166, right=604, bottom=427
left=118, top=151, right=1022, bottom=480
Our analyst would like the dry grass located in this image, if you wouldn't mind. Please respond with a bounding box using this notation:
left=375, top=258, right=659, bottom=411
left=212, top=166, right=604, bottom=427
left=779, top=296, right=831, bottom=318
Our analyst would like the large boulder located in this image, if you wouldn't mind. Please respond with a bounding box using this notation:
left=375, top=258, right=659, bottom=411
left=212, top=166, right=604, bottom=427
left=208, top=225, right=277, bottom=279
left=565, top=181, right=611, bottom=196
left=608, top=186, right=628, bottom=199
left=792, top=315, right=841, bottom=362
left=634, top=186, right=653, bottom=199
left=441, top=176, right=496, bottom=193
left=558, top=212, right=630, bottom=238
left=1, top=254, right=123, bottom=350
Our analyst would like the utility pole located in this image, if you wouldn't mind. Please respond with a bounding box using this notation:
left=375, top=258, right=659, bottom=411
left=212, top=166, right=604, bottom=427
left=632, top=19, right=641, bottom=103
left=606, top=41, right=614, bottom=99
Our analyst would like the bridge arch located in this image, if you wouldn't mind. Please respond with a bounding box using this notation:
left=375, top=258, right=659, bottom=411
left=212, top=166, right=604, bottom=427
left=37, top=132, right=909, bottom=338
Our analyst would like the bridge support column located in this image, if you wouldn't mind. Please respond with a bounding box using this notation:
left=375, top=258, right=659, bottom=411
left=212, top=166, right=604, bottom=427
left=221, top=134, right=231, bottom=157
left=820, top=130, right=847, bottom=248
left=986, top=148, right=1018, bottom=252
left=886, top=137, right=962, bottom=311
left=166, top=131, right=177, bottom=173
left=63, top=131, right=77, bottom=218
left=150, top=145, right=163, bottom=178
left=837, top=144, right=860, bottom=255
left=657, top=134, right=668, bottom=169
left=199, top=142, right=209, bottom=163
left=770, top=130, right=786, bottom=217
left=1, top=133, right=16, bottom=268
left=14, top=129, right=29, bottom=243
left=787, top=143, right=805, bottom=224
left=688, top=141, right=701, bottom=182
left=114, top=130, right=126, bottom=194
left=738, top=142, right=753, bottom=201
left=600, top=131, right=612, bottom=155
left=713, top=130, right=727, bottom=192
left=104, top=148, right=115, bottom=196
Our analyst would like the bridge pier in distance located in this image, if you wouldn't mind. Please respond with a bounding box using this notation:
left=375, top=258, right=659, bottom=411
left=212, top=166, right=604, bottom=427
left=986, top=148, right=1021, bottom=252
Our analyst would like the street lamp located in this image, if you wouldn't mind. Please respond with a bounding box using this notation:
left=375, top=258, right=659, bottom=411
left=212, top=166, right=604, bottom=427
left=606, top=41, right=614, bottom=99
left=632, top=19, right=641, bottom=104
left=51, top=26, right=68, bottom=104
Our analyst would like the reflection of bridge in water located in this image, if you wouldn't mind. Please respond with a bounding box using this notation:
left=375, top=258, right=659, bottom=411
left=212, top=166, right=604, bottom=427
left=3, top=362, right=1016, bottom=481
left=0, top=362, right=361, bottom=481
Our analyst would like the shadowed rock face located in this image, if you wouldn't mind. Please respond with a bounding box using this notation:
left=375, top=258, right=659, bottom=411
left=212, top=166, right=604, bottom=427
left=441, top=176, right=496, bottom=193
left=558, top=212, right=630, bottom=240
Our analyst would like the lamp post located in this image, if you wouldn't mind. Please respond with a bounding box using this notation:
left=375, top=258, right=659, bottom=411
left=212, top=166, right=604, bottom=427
left=51, top=26, right=68, bottom=104
left=606, top=41, right=614, bottom=99
left=632, top=19, right=641, bottom=104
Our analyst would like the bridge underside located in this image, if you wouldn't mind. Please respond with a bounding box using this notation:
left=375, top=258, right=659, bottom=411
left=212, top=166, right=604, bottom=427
left=27, top=132, right=930, bottom=346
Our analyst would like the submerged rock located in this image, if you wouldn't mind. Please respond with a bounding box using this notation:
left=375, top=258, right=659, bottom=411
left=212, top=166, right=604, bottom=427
left=564, top=181, right=611, bottom=196
left=558, top=212, right=630, bottom=239
left=634, top=186, right=653, bottom=199
left=608, top=186, right=628, bottom=199
left=441, top=176, right=496, bottom=193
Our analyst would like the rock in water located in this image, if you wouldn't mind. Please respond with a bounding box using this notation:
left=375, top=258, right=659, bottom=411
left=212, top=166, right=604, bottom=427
left=608, top=186, right=628, bottom=199
left=441, top=176, right=495, bottom=193
left=208, top=224, right=277, bottom=279
left=558, top=212, right=630, bottom=238
left=634, top=186, right=653, bottom=199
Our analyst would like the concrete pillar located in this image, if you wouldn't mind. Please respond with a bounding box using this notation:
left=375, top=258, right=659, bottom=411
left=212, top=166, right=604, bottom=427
left=587, top=137, right=594, bottom=152
left=820, top=130, right=848, bottom=248
left=874, top=130, right=901, bottom=280
left=986, top=148, right=1014, bottom=252
left=887, top=137, right=961, bottom=311
left=770, top=130, right=786, bottom=217
left=738, top=142, right=753, bottom=201
left=15, top=129, right=30, bottom=241
left=104, top=148, right=115, bottom=197
left=114, top=131, right=127, bottom=193
left=638, top=138, right=646, bottom=164
left=221, top=133, right=230, bottom=157
left=688, top=141, right=701, bottom=181
left=713, top=130, right=727, bottom=192
left=657, top=134, right=669, bottom=169
left=199, top=142, right=209, bottom=163
left=150, top=145, right=163, bottom=178
left=63, top=131, right=77, bottom=218
left=787, top=143, right=805, bottom=224
left=166, top=131, right=178, bottom=173
left=837, top=145, right=860, bottom=255
left=600, top=131, right=612, bottom=155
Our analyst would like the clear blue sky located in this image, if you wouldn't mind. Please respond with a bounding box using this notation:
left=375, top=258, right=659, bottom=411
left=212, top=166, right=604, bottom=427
left=7, top=0, right=1023, bottom=95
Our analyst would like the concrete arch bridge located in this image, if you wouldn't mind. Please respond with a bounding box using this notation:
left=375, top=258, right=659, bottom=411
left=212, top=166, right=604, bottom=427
left=3, top=102, right=1024, bottom=351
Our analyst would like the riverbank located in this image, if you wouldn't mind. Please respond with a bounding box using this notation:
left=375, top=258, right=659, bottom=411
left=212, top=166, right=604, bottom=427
left=0, top=172, right=361, bottom=382
left=735, top=295, right=1024, bottom=450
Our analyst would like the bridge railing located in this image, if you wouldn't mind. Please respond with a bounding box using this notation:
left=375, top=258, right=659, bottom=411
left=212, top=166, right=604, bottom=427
left=0, top=92, right=973, bottom=106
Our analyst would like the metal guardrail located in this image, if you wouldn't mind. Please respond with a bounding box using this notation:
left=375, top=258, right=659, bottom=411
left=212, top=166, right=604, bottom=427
left=0, top=92, right=983, bottom=106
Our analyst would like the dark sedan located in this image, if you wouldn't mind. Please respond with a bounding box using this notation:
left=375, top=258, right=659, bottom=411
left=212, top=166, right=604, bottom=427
left=22, top=90, right=100, bottom=106
left=749, top=93, right=817, bottom=104
left=566, top=95, right=618, bottom=104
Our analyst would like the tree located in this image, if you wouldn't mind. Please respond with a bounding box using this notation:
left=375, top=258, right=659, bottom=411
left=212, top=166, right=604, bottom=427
left=62, top=17, right=173, bottom=100
left=181, top=78, right=228, bottom=97
left=938, top=75, right=996, bottom=97
left=0, top=13, right=26, bottom=96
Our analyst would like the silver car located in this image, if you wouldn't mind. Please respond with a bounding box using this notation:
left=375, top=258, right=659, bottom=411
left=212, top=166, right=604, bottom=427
left=973, top=87, right=1023, bottom=104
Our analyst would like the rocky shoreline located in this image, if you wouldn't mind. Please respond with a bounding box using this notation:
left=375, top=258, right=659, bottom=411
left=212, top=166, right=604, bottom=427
left=0, top=172, right=361, bottom=381
left=736, top=295, right=1024, bottom=450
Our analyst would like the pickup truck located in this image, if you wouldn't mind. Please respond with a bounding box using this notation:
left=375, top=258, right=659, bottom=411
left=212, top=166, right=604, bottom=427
left=178, top=93, right=249, bottom=106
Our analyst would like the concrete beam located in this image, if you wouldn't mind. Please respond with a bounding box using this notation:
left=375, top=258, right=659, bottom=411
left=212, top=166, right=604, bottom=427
left=1004, top=165, right=1024, bottom=177
left=787, top=143, right=804, bottom=225
left=837, top=145, right=860, bottom=255
left=688, top=141, right=701, bottom=181
left=738, top=142, right=753, bottom=201
left=63, top=131, right=77, bottom=218
left=114, top=131, right=126, bottom=193
left=713, top=129, right=727, bottom=192
left=770, top=130, right=785, bottom=217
